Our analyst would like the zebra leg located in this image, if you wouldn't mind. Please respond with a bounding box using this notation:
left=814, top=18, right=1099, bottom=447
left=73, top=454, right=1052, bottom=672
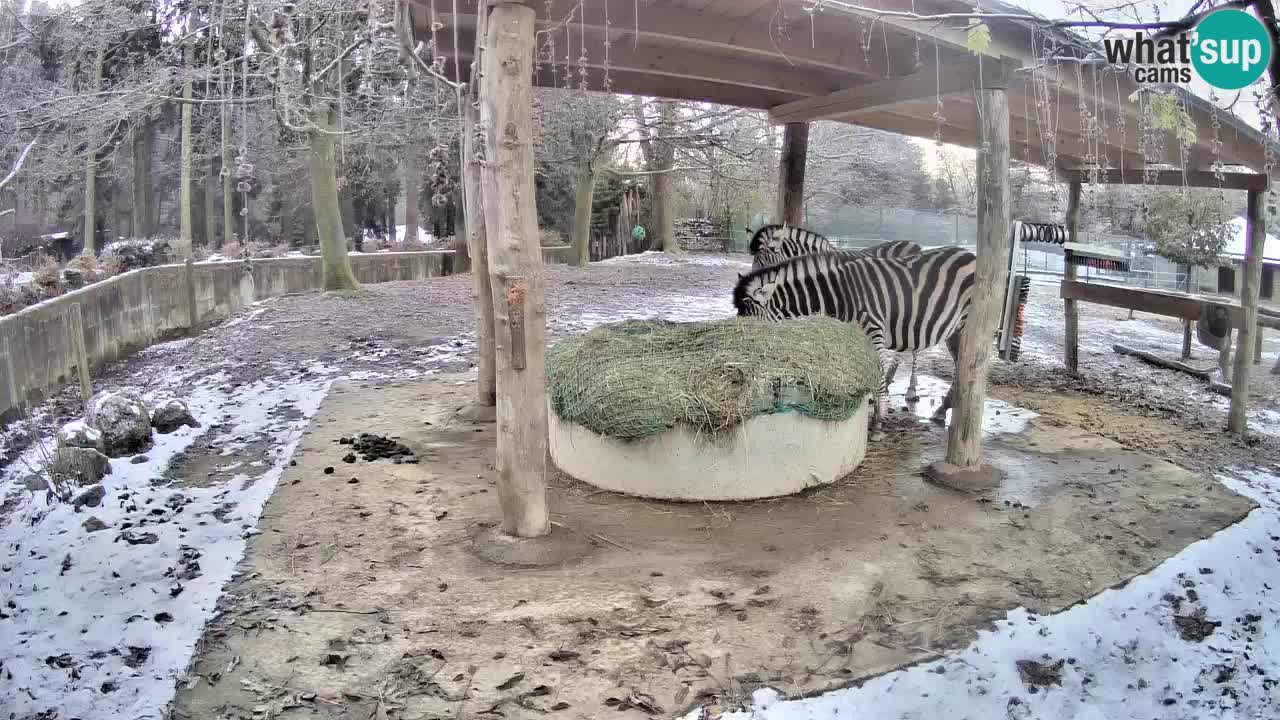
left=904, top=352, right=920, bottom=402
left=871, top=348, right=898, bottom=440
left=931, top=332, right=962, bottom=424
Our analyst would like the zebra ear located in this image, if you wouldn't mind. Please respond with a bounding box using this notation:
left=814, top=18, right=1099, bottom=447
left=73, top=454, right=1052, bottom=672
left=737, top=271, right=746, bottom=279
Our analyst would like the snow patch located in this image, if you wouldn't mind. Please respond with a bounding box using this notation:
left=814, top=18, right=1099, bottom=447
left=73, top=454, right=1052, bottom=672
left=0, top=372, right=332, bottom=718
left=690, top=468, right=1280, bottom=720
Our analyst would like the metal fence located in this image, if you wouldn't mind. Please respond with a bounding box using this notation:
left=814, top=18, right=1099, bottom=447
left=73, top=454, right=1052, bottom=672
left=811, top=207, right=1196, bottom=294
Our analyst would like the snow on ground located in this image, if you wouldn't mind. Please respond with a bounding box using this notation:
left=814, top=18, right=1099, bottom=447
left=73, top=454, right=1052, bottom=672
left=597, top=250, right=752, bottom=268
left=690, top=466, right=1280, bottom=720
left=0, top=364, right=333, bottom=718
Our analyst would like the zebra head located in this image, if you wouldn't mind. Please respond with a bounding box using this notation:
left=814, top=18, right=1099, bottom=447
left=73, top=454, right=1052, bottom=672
left=732, top=267, right=781, bottom=317
left=748, top=224, right=789, bottom=270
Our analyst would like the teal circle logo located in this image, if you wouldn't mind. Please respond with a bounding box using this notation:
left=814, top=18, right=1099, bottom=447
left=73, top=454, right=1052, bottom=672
left=1191, top=9, right=1272, bottom=90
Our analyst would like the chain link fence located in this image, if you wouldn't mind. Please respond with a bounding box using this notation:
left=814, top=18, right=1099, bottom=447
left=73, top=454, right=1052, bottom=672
left=809, top=207, right=1194, bottom=293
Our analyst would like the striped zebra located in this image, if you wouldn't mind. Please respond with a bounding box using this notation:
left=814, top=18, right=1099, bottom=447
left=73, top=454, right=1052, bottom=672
left=733, top=247, right=975, bottom=435
left=747, top=223, right=925, bottom=401
left=748, top=224, right=922, bottom=271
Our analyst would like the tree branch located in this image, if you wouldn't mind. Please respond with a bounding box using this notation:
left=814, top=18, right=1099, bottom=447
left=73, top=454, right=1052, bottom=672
left=0, top=133, right=40, bottom=193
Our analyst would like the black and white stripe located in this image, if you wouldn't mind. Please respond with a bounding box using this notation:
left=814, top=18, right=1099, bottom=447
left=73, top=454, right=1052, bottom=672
left=748, top=224, right=922, bottom=271
left=733, top=247, right=975, bottom=434
left=747, top=223, right=925, bottom=400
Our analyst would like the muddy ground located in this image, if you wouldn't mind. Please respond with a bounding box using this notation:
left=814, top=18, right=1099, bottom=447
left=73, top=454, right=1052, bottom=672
left=5, top=252, right=1280, bottom=719
left=170, top=375, right=1255, bottom=720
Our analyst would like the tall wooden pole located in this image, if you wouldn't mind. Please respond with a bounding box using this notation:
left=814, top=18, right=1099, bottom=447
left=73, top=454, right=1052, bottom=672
left=776, top=122, right=809, bottom=226
left=938, top=85, right=1011, bottom=479
left=1228, top=189, right=1266, bottom=437
left=1063, top=181, right=1081, bottom=374
left=463, top=91, right=496, bottom=406
left=479, top=2, right=549, bottom=538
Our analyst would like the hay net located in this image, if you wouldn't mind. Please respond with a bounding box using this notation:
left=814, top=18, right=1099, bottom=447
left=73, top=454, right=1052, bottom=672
left=545, top=317, right=881, bottom=440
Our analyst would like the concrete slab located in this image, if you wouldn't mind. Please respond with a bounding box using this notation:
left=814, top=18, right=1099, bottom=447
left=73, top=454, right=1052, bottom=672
left=173, top=373, right=1254, bottom=720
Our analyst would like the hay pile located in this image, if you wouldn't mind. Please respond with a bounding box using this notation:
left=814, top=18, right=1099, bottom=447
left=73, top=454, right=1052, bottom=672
left=545, top=317, right=880, bottom=440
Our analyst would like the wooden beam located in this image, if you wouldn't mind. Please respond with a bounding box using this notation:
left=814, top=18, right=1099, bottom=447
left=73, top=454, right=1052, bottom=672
left=1063, top=182, right=1082, bottom=375
left=479, top=2, right=549, bottom=538
left=440, top=28, right=851, bottom=99
left=1058, top=168, right=1270, bottom=192
left=1228, top=189, right=1266, bottom=437
left=944, top=86, right=1011, bottom=472
left=429, top=1, right=910, bottom=81
left=776, top=122, right=809, bottom=225
left=770, top=61, right=1012, bottom=124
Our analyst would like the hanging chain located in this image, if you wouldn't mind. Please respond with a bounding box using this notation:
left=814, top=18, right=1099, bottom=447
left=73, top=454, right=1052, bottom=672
left=577, top=1, right=588, bottom=90
left=602, top=0, right=612, bottom=93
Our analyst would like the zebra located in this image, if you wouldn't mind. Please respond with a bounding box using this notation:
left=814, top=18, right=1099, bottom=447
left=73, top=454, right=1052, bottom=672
left=748, top=224, right=922, bottom=271
left=732, top=247, right=976, bottom=436
left=747, top=223, right=925, bottom=401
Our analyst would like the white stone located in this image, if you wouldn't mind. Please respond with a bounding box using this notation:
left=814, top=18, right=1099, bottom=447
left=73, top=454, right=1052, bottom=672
left=58, top=420, right=104, bottom=452
left=87, top=391, right=152, bottom=456
left=548, top=403, right=868, bottom=502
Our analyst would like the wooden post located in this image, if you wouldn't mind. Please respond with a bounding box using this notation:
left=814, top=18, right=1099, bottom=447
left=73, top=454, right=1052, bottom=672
left=775, top=122, right=809, bottom=226
left=479, top=2, right=550, bottom=538
left=1063, top=182, right=1081, bottom=374
left=463, top=92, right=496, bottom=407
left=1228, top=189, right=1266, bottom=437
left=1182, top=321, right=1193, bottom=360
left=68, top=303, right=92, bottom=407
left=936, top=84, right=1011, bottom=482
left=184, top=258, right=198, bottom=332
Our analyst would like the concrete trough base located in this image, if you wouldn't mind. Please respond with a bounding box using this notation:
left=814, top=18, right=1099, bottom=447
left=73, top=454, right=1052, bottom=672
left=548, top=402, right=869, bottom=501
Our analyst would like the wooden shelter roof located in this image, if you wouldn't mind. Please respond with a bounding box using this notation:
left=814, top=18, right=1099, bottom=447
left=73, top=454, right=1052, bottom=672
left=415, top=0, right=1273, bottom=181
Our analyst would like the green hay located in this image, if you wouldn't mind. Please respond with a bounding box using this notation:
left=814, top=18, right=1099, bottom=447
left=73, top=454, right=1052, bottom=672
left=545, top=317, right=880, bottom=440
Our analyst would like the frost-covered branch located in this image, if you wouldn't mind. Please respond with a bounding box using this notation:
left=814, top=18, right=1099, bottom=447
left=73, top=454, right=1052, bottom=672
left=0, top=132, right=40, bottom=193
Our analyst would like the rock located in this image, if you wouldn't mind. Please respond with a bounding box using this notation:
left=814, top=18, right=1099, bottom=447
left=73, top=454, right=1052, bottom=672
left=87, top=392, right=152, bottom=456
left=73, top=484, right=106, bottom=510
left=58, top=420, right=104, bottom=453
left=51, top=446, right=112, bottom=487
left=82, top=516, right=109, bottom=532
left=130, top=455, right=149, bottom=464
left=150, top=399, right=198, bottom=434
left=22, top=475, right=49, bottom=491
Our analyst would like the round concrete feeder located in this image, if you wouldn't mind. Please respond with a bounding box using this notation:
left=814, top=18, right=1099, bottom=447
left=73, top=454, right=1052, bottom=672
left=548, top=403, right=868, bottom=502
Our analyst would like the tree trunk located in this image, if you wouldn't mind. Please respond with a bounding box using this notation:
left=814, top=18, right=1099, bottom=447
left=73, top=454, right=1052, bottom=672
left=776, top=122, right=809, bottom=226
left=463, top=54, right=495, bottom=408
left=176, top=34, right=194, bottom=259
left=403, top=157, right=420, bottom=243
left=221, top=102, right=235, bottom=248
left=944, top=87, right=1010, bottom=470
left=387, top=189, right=398, bottom=244
left=479, top=2, right=549, bottom=538
left=652, top=101, right=678, bottom=253
left=340, top=181, right=358, bottom=251
left=308, top=100, right=360, bottom=291
left=204, top=158, right=218, bottom=248
left=1228, top=189, right=1266, bottom=437
left=83, top=46, right=106, bottom=255
left=114, top=183, right=131, bottom=241
left=131, top=123, right=152, bottom=239
left=1063, top=182, right=1081, bottom=373
left=570, top=156, right=595, bottom=267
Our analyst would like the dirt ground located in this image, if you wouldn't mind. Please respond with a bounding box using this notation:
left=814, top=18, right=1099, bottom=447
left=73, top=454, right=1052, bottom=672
left=6, top=252, right=1280, bottom=719
left=172, top=373, right=1253, bottom=720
